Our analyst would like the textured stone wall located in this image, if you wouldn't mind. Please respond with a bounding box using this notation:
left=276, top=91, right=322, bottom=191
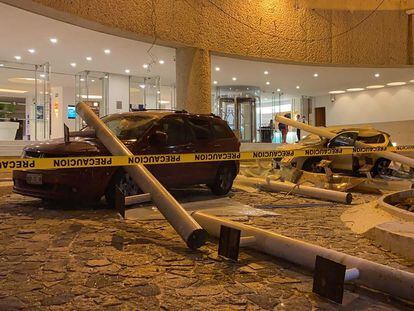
left=4, top=0, right=412, bottom=66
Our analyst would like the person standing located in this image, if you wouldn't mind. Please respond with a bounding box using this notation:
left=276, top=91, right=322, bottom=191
left=296, top=114, right=301, bottom=142
left=278, top=115, right=288, bottom=143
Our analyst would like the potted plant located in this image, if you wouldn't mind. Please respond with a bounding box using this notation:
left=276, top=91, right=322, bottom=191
left=0, top=102, right=19, bottom=140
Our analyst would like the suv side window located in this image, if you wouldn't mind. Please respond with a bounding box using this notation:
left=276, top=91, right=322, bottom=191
left=188, top=117, right=212, bottom=141
left=329, top=132, right=358, bottom=147
left=159, top=117, right=190, bottom=145
left=358, top=134, right=385, bottom=144
left=213, top=121, right=234, bottom=139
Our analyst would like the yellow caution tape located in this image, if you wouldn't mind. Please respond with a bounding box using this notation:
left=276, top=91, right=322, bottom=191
left=1, top=145, right=414, bottom=172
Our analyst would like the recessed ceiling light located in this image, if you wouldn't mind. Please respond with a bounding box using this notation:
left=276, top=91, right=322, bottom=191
left=158, top=60, right=165, bottom=64
left=49, top=38, right=58, bottom=44
left=0, top=88, right=28, bottom=94
left=215, top=67, right=220, bottom=71
left=91, top=79, right=95, bottom=82
left=266, top=81, right=270, bottom=85
left=277, top=88, right=281, bottom=92
left=39, top=74, right=46, bottom=78
left=156, top=90, right=161, bottom=94
left=125, top=69, right=130, bottom=74
left=86, top=56, right=92, bottom=61
left=28, top=49, right=36, bottom=54
left=313, top=73, right=319, bottom=78
left=329, top=90, right=345, bottom=94
left=104, top=49, right=111, bottom=54
left=80, top=78, right=85, bottom=82
left=232, top=77, right=237, bottom=81
left=410, top=80, right=414, bottom=83
left=366, top=85, right=384, bottom=89
left=139, top=84, right=146, bottom=89
left=374, top=73, right=380, bottom=78
left=264, top=71, right=269, bottom=75
left=0, top=64, right=4, bottom=67
left=296, top=85, right=300, bottom=89
left=14, top=56, right=21, bottom=60
left=143, top=64, right=149, bottom=69
left=70, top=62, right=77, bottom=67
left=213, top=81, right=218, bottom=85
left=346, top=87, right=365, bottom=92
left=387, top=82, right=406, bottom=86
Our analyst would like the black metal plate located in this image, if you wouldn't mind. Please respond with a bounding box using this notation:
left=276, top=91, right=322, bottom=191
left=312, top=255, right=346, bottom=304
left=218, top=225, right=241, bottom=261
left=115, top=187, right=125, bottom=219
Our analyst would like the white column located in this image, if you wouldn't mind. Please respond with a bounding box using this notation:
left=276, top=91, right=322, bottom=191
left=107, top=74, right=130, bottom=114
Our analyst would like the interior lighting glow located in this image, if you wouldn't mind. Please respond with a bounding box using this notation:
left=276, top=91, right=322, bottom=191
left=266, top=81, right=270, bottom=85
left=70, top=62, right=77, bottom=67
left=86, top=56, right=92, bottom=61
left=374, top=73, right=380, bottom=78
left=14, top=56, right=21, bottom=60
left=232, top=77, right=237, bottom=81
left=125, top=69, right=130, bottom=74
left=158, top=60, right=165, bottom=64
left=139, top=84, right=146, bottom=89
left=215, top=67, right=220, bottom=71
left=49, top=38, right=58, bottom=44
left=0, top=88, right=27, bottom=94
left=28, top=49, right=36, bottom=54
left=313, top=73, right=319, bottom=77
left=366, top=85, right=384, bottom=89
left=264, top=71, right=269, bottom=75
left=213, top=81, right=218, bottom=85
left=277, top=88, right=281, bottom=92
left=143, top=64, right=149, bottom=69
left=0, top=64, right=4, bottom=67
left=387, top=82, right=406, bottom=86
left=346, top=87, right=364, bottom=92
left=296, top=85, right=300, bottom=89
left=80, top=95, right=102, bottom=99
left=104, top=49, right=111, bottom=54
left=329, top=90, right=345, bottom=94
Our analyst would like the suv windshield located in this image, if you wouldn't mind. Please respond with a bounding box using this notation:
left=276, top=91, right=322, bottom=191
left=87, top=115, right=155, bottom=140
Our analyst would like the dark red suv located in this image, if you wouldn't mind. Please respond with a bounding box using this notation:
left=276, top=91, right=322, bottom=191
left=13, top=111, right=240, bottom=205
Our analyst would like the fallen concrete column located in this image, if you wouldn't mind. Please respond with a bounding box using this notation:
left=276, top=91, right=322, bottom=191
left=262, top=179, right=352, bottom=204
left=192, top=211, right=414, bottom=302
left=276, top=115, right=414, bottom=169
left=76, top=102, right=206, bottom=249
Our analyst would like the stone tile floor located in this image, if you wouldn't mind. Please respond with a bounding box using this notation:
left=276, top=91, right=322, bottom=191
left=0, top=185, right=413, bottom=310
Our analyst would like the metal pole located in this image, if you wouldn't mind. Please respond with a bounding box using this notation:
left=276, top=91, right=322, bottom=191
left=192, top=211, right=414, bottom=302
left=276, top=115, right=414, bottom=169
left=76, top=102, right=206, bottom=249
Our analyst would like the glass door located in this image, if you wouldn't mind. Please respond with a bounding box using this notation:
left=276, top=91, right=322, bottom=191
left=237, top=98, right=255, bottom=142
left=34, top=62, right=51, bottom=140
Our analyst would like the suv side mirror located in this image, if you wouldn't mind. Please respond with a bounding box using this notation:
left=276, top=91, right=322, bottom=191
left=149, top=131, right=168, bottom=146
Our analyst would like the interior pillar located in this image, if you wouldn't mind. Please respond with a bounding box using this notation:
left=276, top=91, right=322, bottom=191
left=176, top=47, right=211, bottom=114
left=407, top=9, right=414, bottom=65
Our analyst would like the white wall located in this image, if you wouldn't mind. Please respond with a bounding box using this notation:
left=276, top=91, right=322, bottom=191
left=108, top=74, right=130, bottom=114
left=313, top=84, right=414, bottom=144
left=314, top=84, right=414, bottom=126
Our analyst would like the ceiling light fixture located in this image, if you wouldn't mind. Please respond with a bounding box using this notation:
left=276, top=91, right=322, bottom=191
left=158, top=60, right=165, bottom=64
left=366, top=85, right=385, bottom=89
left=387, top=82, right=406, bottom=86
left=264, top=71, right=269, bottom=75
left=104, top=49, right=111, bottom=54
left=0, top=88, right=27, bottom=94
left=374, top=73, right=380, bottom=78
left=49, top=38, right=58, bottom=44
left=346, top=87, right=365, bottom=92
left=313, top=73, right=319, bottom=77
left=14, top=56, right=21, bottom=60
left=266, top=81, right=270, bottom=85
left=232, top=77, right=237, bottom=81
left=28, top=49, right=36, bottom=54
left=213, top=81, right=218, bottom=85
left=139, top=84, right=146, bottom=89
left=91, top=79, right=95, bottom=82
left=0, top=64, right=4, bottom=67
left=215, top=67, right=220, bottom=71
left=80, top=95, right=102, bottom=99
left=39, top=74, right=46, bottom=78
left=296, top=85, right=300, bottom=89
left=329, top=90, right=345, bottom=94
left=86, top=56, right=92, bottom=61
left=125, top=69, right=130, bottom=74
left=70, top=62, right=77, bottom=67
left=410, top=80, right=414, bottom=83
left=80, top=78, right=85, bottom=82
left=277, top=88, right=281, bottom=92
left=143, top=64, right=149, bottom=69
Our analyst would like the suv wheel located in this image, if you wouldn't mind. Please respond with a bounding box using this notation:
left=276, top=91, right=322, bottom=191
left=209, top=164, right=235, bottom=195
left=105, top=170, right=141, bottom=208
